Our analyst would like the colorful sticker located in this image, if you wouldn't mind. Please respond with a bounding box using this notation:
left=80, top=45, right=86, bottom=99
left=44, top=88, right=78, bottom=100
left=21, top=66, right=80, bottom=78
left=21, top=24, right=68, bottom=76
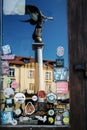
left=48, top=117, right=54, bottom=124
left=32, top=95, right=38, bottom=101
left=47, top=93, right=56, bottom=103
left=4, top=77, right=11, bottom=84
left=25, top=102, right=35, bottom=115
left=4, top=87, right=14, bottom=98
left=56, top=46, right=64, bottom=57
left=14, top=93, right=25, bottom=104
left=63, top=117, right=69, bottom=125
left=48, top=109, right=54, bottom=116
left=1, top=111, right=13, bottom=124
left=2, top=45, right=11, bottom=54
left=38, top=90, right=46, bottom=98
left=11, top=81, right=19, bottom=89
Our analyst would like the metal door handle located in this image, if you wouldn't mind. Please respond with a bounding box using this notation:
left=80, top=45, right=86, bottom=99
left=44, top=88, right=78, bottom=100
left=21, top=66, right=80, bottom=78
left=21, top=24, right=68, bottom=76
left=75, top=63, right=87, bottom=77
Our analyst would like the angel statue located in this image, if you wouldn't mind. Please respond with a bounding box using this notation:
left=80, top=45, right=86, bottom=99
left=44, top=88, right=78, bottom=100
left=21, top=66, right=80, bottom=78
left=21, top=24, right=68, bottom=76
left=21, top=5, right=53, bottom=43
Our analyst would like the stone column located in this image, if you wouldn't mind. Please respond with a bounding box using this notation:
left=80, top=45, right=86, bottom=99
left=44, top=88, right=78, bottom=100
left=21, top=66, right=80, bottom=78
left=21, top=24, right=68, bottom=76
left=32, top=43, right=44, bottom=92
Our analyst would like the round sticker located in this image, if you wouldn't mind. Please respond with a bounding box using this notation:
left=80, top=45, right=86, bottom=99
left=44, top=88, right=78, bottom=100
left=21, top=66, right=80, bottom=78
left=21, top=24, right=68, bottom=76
left=63, top=117, right=69, bottom=125
left=14, top=93, right=26, bottom=104
left=57, top=46, right=64, bottom=57
left=56, top=115, right=61, bottom=121
left=38, top=90, right=46, bottom=98
left=47, top=93, right=56, bottom=103
left=48, top=109, right=54, bottom=116
left=5, top=77, right=11, bottom=84
left=11, top=81, right=19, bottom=89
left=4, top=87, right=14, bottom=98
left=32, top=95, right=38, bottom=101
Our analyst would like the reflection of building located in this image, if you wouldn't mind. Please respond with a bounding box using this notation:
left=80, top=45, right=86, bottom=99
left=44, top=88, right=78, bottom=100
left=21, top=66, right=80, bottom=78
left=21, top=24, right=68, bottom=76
left=8, top=56, right=56, bottom=94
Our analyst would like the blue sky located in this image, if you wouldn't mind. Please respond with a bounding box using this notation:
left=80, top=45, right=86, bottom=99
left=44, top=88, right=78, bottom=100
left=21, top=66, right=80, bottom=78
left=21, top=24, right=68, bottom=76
left=2, top=0, right=68, bottom=67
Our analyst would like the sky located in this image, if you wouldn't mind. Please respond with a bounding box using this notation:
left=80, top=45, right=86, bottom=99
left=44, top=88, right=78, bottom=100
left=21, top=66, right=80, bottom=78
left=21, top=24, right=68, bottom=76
left=2, top=0, right=68, bottom=67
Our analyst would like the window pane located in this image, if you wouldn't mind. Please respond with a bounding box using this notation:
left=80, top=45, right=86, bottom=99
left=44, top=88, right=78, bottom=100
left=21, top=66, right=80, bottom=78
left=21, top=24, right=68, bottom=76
left=0, top=0, right=70, bottom=127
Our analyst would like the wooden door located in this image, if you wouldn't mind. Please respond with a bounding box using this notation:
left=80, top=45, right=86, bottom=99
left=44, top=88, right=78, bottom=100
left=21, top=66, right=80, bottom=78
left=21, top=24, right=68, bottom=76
left=0, top=0, right=87, bottom=130
left=68, top=0, right=87, bottom=130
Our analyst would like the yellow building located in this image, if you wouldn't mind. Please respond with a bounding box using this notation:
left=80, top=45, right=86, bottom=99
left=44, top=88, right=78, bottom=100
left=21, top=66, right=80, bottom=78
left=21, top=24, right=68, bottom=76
left=8, top=56, right=56, bottom=94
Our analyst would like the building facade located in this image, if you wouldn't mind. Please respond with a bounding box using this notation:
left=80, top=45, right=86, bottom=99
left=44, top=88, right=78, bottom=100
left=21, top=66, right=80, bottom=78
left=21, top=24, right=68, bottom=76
left=6, top=56, right=56, bottom=94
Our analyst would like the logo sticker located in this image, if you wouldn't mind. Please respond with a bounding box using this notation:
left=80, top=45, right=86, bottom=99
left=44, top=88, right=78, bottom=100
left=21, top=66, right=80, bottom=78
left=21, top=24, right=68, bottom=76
left=14, top=93, right=25, bottom=104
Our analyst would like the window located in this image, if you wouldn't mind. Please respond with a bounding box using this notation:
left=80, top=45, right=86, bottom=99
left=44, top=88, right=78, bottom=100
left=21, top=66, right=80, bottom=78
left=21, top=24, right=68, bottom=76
left=28, top=83, right=34, bottom=93
left=29, top=70, right=34, bottom=78
left=9, top=68, right=15, bottom=77
left=45, top=72, right=51, bottom=80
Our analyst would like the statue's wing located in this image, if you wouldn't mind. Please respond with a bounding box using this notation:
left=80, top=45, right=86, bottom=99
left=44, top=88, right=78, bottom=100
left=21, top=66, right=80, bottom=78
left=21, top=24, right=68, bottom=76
left=25, top=5, right=41, bottom=21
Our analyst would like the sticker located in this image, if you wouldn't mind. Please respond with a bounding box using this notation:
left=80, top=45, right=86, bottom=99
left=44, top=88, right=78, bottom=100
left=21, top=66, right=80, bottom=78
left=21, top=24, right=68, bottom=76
left=55, top=115, right=61, bottom=121
left=4, top=87, right=14, bottom=98
left=2, top=68, right=9, bottom=75
left=1, top=111, right=13, bottom=124
left=14, top=109, right=21, bottom=116
left=9, top=119, right=17, bottom=126
left=2, top=61, right=9, bottom=68
left=5, top=107, right=13, bottom=111
left=14, top=93, right=25, bottom=104
left=56, top=46, right=64, bottom=57
left=2, top=45, right=11, bottom=54
left=19, top=116, right=30, bottom=122
left=38, top=90, right=46, bottom=98
left=48, top=109, right=54, bottom=116
left=48, top=117, right=54, bottom=124
left=11, top=81, right=19, bottom=89
left=63, top=117, right=69, bottom=125
left=55, top=120, right=62, bottom=125
left=56, top=82, right=68, bottom=94
left=35, top=115, right=47, bottom=122
left=32, top=95, right=38, bottom=101
left=47, top=93, right=56, bottom=103
left=6, top=98, right=12, bottom=105
left=53, top=68, right=68, bottom=81
left=63, top=110, right=69, bottom=117
left=4, top=77, right=11, bottom=84
left=1, top=54, right=15, bottom=60
left=25, top=102, right=35, bottom=115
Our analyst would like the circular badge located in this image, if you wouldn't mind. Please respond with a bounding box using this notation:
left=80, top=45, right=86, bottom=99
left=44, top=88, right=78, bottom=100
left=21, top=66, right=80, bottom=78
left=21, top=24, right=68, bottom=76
left=47, top=93, right=56, bottom=103
left=48, top=109, right=54, bottom=116
left=14, top=93, right=26, bottom=104
left=38, top=90, right=46, bottom=98
left=63, top=117, right=69, bottom=125
left=57, top=46, right=64, bottom=57
left=4, top=87, right=14, bottom=98
left=56, top=115, right=61, bottom=121
left=32, top=95, right=38, bottom=101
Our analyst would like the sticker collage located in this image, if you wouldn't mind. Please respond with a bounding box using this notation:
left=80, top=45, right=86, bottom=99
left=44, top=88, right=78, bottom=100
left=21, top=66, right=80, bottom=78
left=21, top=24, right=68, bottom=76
left=0, top=45, right=70, bottom=126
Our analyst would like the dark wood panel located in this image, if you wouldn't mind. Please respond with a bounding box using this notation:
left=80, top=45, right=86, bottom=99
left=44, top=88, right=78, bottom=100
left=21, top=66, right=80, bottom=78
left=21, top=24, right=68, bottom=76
left=68, top=0, right=87, bottom=130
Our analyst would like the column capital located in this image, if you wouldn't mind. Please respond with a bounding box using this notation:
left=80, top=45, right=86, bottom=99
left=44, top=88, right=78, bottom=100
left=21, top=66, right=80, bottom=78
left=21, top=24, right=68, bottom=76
left=32, top=43, right=44, bottom=50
